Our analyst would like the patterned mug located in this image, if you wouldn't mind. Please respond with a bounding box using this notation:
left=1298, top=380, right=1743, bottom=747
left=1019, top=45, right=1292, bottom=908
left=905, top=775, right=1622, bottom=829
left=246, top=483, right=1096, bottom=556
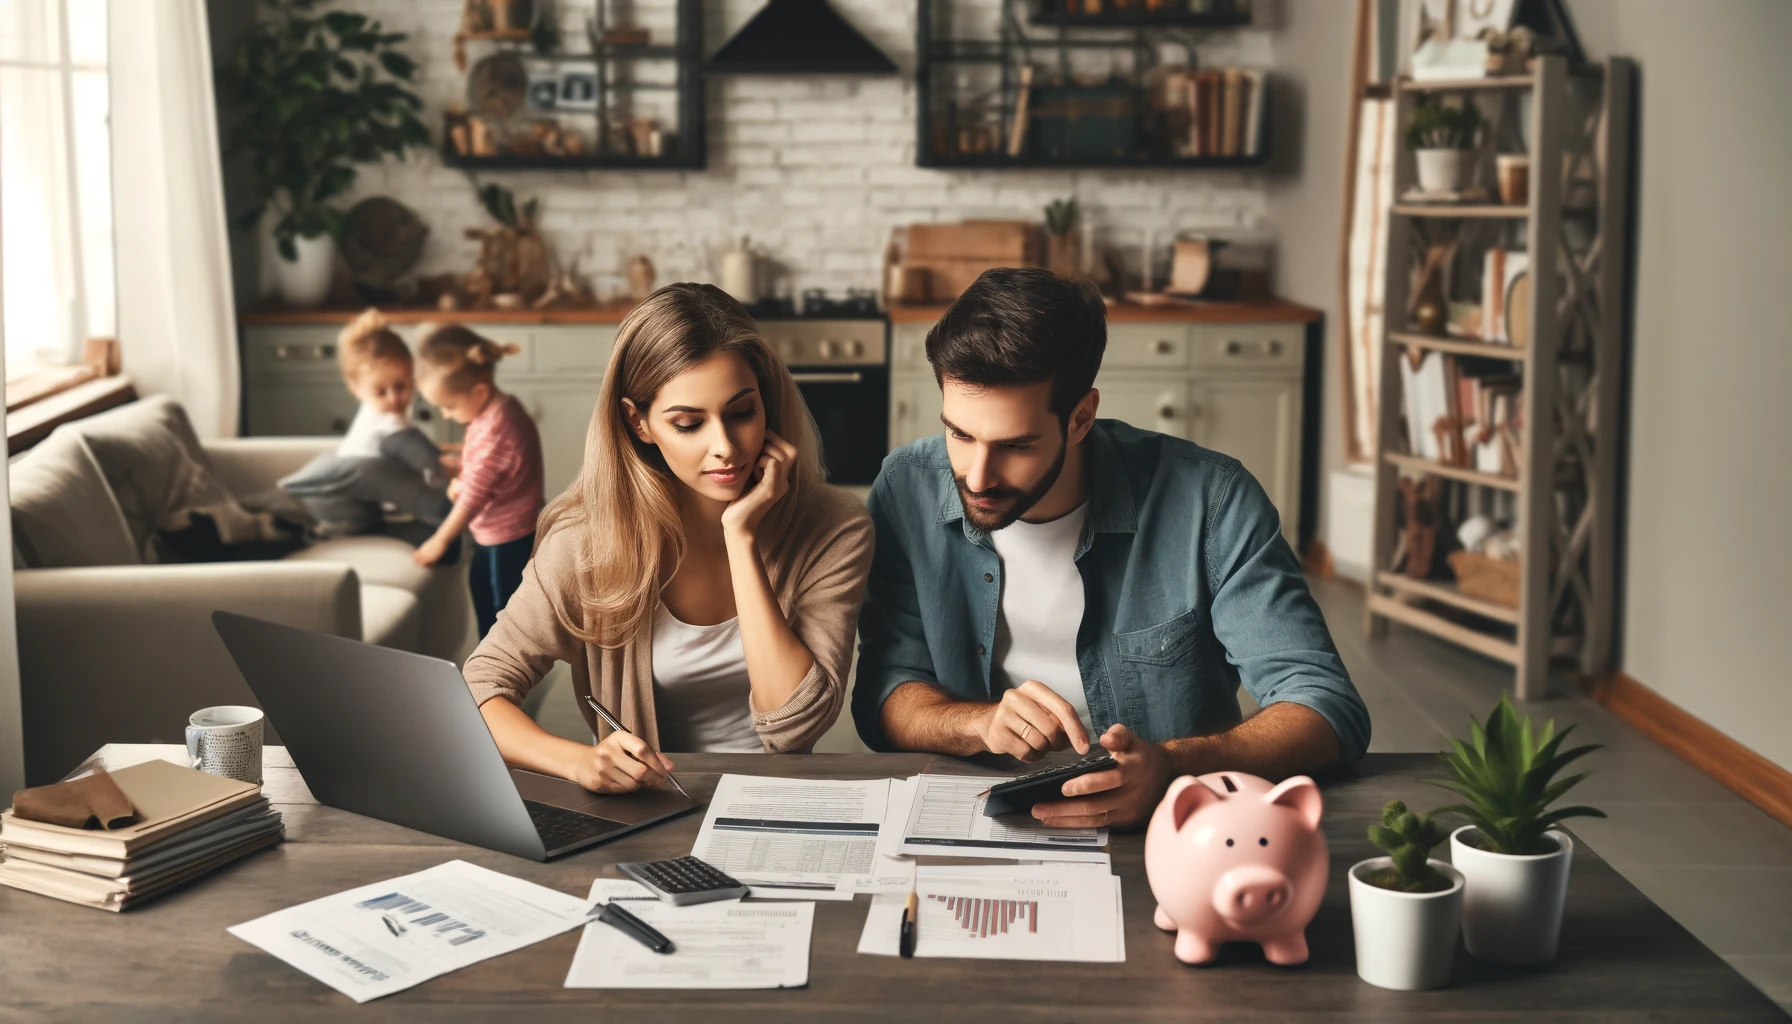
left=185, top=706, right=264, bottom=785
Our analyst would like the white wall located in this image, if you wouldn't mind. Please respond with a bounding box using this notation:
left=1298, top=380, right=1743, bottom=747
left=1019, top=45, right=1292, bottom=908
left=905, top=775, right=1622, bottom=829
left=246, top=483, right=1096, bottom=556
left=254, top=1, right=1279, bottom=298
left=1566, top=0, right=1792, bottom=770
left=0, top=228, right=21, bottom=796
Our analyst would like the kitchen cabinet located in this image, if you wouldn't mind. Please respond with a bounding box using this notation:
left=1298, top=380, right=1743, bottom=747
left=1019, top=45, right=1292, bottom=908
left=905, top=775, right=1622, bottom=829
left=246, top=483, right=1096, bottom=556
left=242, top=322, right=617, bottom=504
left=888, top=316, right=1306, bottom=542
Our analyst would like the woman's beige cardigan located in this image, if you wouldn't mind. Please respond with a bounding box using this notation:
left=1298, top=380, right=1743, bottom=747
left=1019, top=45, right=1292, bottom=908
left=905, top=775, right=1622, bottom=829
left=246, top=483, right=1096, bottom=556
left=463, top=484, right=874, bottom=752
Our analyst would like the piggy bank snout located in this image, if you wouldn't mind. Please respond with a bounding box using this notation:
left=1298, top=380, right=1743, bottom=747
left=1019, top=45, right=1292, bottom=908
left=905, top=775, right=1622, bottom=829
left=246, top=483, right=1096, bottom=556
left=1212, top=864, right=1294, bottom=926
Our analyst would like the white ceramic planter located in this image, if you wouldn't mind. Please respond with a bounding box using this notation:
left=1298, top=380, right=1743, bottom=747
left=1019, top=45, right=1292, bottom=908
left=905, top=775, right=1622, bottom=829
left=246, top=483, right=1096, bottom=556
left=1414, top=148, right=1468, bottom=193
left=1451, top=825, right=1573, bottom=966
left=275, top=232, right=337, bottom=307
left=1348, top=857, right=1464, bottom=991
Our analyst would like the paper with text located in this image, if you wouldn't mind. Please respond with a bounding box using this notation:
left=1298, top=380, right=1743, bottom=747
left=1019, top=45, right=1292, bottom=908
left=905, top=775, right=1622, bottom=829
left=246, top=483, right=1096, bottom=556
left=857, top=863, right=1125, bottom=962
left=691, top=775, right=889, bottom=898
left=565, top=881, right=814, bottom=989
left=227, top=860, right=588, bottom=1003
left=895, top=774, right=1109, bottom=862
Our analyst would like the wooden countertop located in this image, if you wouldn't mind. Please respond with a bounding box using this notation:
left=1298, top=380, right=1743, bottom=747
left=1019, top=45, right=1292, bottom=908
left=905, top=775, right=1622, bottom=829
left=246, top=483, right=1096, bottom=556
left=888, top=297, right=1322, bottom=324
left=238, top=302, right=640, bottom=326
left=240, top=298, right=1322, bottom=328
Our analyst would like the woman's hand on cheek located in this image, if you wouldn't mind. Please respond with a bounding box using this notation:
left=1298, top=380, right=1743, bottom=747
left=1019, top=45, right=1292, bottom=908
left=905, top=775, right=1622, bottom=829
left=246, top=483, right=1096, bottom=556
left=719, top=430, right=796, bottom=539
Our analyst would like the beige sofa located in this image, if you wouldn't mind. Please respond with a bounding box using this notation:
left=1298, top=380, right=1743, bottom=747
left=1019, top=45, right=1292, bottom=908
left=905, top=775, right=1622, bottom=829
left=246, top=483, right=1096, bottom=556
left=10, top=396, right=472, bottom=784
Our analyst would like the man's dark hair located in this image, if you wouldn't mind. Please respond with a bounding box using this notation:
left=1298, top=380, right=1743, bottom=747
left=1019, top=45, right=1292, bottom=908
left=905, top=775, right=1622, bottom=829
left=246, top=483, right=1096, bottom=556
left=924, top=267, right=1107, bottom=423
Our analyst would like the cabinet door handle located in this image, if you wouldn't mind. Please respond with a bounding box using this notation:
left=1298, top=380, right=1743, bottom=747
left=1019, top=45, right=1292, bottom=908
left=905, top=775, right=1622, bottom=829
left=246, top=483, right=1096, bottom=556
left=1225, top=340, right=1284, bottom=357
left=319, top=344, right=336, bottom=359
left=416, top=407, right=433, bottom=422
left=330, top=418, right=348, bottom=434
left=1154, top=339, right=1175, bottom=355
left=896, top=400, right=910, bottom=417
left=1159, top=405, right=1177, bottom=420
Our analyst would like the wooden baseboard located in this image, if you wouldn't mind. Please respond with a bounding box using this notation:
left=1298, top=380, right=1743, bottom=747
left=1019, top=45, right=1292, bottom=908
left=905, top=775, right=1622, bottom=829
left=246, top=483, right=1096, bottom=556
left=1586, top=672, right=1792, bottom=829
left=1302, top=538, right=1336, bottom=579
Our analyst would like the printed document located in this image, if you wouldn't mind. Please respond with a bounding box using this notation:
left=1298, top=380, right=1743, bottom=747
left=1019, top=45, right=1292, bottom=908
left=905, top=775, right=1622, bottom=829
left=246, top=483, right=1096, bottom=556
left=228, top=860, right=588, bottom=1003
left=895, top=774, right=1109, bottom=862
left=691, top=775, right=889, bottom=899
left=858, top=863, right=1125, bottom=963
left=565, top=879, right=814, bottom=989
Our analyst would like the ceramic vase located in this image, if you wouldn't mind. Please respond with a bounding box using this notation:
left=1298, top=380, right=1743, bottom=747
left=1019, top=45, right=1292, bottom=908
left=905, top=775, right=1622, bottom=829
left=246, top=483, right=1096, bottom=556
left=1348, top=857, right=1464, bottom=990
left=1414, top=148, right=1467, bottom=194
left=275, top=233, right=337, bottom=307
left=1450, top=826, right=1573, bottom=966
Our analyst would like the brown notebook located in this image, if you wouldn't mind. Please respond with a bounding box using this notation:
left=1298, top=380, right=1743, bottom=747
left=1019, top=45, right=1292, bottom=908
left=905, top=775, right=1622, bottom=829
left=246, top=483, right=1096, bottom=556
left=1, top=759, right=261, bottom=859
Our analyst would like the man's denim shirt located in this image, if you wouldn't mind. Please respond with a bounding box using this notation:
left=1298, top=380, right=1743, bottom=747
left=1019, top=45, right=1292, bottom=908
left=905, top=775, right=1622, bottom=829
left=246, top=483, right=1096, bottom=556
left=853, top=419, right=1370, bottom=763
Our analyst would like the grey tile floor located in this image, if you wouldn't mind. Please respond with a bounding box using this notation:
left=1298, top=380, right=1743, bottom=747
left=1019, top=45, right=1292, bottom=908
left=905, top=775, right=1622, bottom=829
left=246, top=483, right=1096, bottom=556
left=527, top=576, right=1792, bottom=1013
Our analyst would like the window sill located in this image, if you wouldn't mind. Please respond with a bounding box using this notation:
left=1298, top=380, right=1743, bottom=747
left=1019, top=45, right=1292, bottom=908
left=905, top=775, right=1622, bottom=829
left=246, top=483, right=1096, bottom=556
left=6, top=374, right=136, bottom=452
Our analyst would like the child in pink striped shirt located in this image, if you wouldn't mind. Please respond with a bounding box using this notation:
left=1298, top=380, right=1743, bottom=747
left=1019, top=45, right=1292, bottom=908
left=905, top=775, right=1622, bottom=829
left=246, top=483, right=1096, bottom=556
left=412, top=324, right=545, bottom=638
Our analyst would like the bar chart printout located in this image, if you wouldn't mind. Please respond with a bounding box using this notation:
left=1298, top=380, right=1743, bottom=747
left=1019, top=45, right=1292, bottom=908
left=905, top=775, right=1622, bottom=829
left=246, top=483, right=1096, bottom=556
left=933, top=895, right=1039, bottom=938
left=857, top=866, right=1125, bottom=963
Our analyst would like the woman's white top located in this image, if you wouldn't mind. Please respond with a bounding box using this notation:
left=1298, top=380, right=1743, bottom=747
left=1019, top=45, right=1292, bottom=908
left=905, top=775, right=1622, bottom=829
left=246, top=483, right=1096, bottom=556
left=650, top=602, right=763, bottom=753
left=337, top=403, right=408, bottom=458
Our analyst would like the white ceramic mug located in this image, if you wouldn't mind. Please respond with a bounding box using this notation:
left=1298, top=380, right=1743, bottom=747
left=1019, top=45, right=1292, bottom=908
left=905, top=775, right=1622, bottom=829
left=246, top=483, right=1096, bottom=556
left=185, top=706, right=265, bottom=785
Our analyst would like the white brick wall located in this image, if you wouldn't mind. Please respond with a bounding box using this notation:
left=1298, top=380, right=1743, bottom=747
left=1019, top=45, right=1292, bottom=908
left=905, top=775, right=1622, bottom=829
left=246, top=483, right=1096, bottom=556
left=325, top=0, right=1280, bottom=298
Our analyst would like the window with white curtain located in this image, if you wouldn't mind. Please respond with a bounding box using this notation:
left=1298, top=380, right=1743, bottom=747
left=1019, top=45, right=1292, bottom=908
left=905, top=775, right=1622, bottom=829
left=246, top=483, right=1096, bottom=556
left=0, top=0, right=112, bottom=372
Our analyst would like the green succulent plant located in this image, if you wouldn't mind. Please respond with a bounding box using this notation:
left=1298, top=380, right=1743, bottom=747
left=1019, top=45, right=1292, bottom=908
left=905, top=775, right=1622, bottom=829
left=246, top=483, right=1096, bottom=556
left=1044, top=198, right=1079, bottom=237
left=1431, top=695, right=1606, bottom=856
left=476, top=183, right=539, bottom=230
left=1405, top=102, right=1484, bottom=150
left=1365, top=800, right=1453, bottom=893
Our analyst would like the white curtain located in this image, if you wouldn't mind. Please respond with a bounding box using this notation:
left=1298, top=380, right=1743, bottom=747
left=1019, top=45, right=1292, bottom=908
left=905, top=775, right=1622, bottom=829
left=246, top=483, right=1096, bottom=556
left=108, top=0, right=239, bottom=438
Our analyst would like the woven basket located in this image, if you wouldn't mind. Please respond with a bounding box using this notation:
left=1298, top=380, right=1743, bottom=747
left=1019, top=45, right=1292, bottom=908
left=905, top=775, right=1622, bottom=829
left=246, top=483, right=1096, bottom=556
left=1448, top=551, right=1520, bottom=609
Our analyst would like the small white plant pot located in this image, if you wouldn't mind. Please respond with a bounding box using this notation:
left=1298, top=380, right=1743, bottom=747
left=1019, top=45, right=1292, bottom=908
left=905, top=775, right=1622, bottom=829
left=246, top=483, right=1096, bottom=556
left=275, top=233, right=337, bottom=307
left=1451, top=825, right=1573, bottom=966
left=1414, top=148, right=1468, bottom=193
left=1348, top=857, right=1464, bottom=991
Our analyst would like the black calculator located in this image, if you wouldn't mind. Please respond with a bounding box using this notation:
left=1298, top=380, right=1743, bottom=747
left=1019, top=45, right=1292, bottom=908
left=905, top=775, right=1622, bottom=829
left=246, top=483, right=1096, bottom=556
left=981, top=751, right=1119, bottom=817
left=617, top=856, right=751, bottom=906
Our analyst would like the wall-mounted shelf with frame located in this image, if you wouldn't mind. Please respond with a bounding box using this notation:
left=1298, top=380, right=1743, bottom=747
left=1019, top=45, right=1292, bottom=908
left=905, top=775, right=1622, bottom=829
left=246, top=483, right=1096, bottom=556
left=441, top=0, right=704, bottom=172
left=917, top=0, right=1269, bottom=170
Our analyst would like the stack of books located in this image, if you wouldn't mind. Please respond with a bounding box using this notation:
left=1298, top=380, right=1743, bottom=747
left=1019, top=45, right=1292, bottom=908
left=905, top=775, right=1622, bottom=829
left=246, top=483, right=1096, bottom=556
left=0, top=759, right=284, bottom=911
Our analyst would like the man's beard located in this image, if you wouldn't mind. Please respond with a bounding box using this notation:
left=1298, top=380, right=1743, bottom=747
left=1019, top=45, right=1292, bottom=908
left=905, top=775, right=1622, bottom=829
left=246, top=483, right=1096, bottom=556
left=954, top=431, right=1069, bottom=532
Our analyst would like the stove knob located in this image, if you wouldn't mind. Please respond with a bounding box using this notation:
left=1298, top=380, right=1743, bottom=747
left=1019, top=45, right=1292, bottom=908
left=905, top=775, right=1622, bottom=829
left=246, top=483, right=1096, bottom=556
left=782, top=338, right=802, bottom=359
left=848, top=340, right=865, bottom=358
left=818, top=339, right=839, bottom=359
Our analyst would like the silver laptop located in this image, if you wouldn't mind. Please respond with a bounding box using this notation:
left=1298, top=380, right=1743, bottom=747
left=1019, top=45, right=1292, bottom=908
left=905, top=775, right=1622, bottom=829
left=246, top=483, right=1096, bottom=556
left=212, top=611, right=700, bottom=861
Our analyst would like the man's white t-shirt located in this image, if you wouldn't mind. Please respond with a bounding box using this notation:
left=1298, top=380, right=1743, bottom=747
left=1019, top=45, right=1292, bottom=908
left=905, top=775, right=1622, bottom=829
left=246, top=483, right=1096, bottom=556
left=989, top=501, right=1093, bottom=735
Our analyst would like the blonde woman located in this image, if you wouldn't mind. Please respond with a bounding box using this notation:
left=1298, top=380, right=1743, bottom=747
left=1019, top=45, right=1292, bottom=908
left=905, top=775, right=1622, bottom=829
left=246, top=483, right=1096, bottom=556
left=463, top=283, right=874, bottom=791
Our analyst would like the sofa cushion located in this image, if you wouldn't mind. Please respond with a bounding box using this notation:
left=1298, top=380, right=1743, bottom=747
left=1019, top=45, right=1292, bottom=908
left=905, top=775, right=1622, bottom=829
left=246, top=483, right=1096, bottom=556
left=65, top=396, right=287, bottom=562
left=362, top=584, right=422, bottom=651
left=8, top=432, right=139, bottom=568
left=284, top=533, right=441, bottom=593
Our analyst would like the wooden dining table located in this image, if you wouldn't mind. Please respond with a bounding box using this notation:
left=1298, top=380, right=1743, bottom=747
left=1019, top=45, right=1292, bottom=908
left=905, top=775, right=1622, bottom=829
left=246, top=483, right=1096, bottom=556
left=1, top=746, right=1782, bottom=1022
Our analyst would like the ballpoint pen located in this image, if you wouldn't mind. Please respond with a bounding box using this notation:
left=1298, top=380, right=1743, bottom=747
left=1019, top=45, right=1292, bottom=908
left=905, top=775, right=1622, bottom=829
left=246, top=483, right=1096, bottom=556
left=585, top=694, right=692, bottom=800
left=898, top=859, right=918, bottom=959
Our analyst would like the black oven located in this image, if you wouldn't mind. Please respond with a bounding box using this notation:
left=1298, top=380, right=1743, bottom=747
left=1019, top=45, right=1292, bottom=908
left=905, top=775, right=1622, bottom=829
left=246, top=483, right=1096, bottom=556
left=760, top=317, right=889, bottom=486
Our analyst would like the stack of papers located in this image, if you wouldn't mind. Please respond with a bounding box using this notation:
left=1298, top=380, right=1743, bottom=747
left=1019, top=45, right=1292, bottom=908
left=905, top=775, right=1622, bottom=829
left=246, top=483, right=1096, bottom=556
left=566, top=878, right=813, bottom=989
left=0, top=759, right=282, bottom=911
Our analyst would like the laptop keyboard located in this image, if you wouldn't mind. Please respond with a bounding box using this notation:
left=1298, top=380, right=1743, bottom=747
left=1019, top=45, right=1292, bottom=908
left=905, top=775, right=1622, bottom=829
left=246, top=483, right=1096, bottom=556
left=525, top=800, right=627, bottom=849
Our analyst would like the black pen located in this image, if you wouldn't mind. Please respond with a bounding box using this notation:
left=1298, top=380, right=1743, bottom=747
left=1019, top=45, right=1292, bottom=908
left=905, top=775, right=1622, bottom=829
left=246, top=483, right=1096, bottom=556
left=899, top=859, right=918, bottom=959
left=584, top=694, right=692, bottom=800
left=592, top=899, right=675, bottom=954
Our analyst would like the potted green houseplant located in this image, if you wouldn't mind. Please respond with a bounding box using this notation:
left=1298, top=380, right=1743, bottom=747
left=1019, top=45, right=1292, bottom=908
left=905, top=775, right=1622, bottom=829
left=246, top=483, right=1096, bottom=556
left=216, top=0, right=430, bottom=306
left=1044, top=198, right=1080, bottom=278
left=1348, top=800, right=1463, bottom=990
left=1433, top=695, right=1605, bottom=965
left=1406, top=103, right=1483, bottom=194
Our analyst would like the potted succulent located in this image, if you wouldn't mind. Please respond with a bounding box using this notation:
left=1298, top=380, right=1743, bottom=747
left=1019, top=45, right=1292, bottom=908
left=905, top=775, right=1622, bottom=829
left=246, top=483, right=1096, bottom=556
left=216, top=0, right=430, bottom=306
left=1044, top=198, right=1080, bottom=278
left=1406, top=103, right=1484, bottom=194
left=1433, top=696, right=1605, bottom=966
left=1348, top=800, right=1463, bottom=990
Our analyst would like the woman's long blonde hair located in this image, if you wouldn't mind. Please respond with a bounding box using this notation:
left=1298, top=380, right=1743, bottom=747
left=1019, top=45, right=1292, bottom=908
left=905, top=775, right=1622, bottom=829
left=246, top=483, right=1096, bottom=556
left=542, top=282, right=824, bottom=647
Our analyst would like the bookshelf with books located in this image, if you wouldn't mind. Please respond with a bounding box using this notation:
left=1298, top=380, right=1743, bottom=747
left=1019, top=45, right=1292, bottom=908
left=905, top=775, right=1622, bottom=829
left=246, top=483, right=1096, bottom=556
left=1364, top=56, right=1635, bottom=700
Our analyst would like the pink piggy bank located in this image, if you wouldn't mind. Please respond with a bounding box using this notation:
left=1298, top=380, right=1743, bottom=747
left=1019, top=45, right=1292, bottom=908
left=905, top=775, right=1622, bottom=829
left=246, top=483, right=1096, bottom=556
left=1145, top=771, right=1328, bottom=966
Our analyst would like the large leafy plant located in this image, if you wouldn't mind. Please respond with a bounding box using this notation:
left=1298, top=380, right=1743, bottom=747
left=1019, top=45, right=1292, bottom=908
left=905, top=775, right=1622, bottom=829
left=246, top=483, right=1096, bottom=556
left=1365, top=800, right=1452, bottom=893
left=215, top=0, right=430, bottom=260
left=1431, top=695, right=1605, bottom=855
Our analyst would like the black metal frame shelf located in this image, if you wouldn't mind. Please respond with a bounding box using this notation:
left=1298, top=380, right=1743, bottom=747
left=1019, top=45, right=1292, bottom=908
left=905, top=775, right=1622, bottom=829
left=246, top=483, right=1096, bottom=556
left=443, top=0, right=704, bottom=173
left=917, top=0, right=1269, bottom=170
